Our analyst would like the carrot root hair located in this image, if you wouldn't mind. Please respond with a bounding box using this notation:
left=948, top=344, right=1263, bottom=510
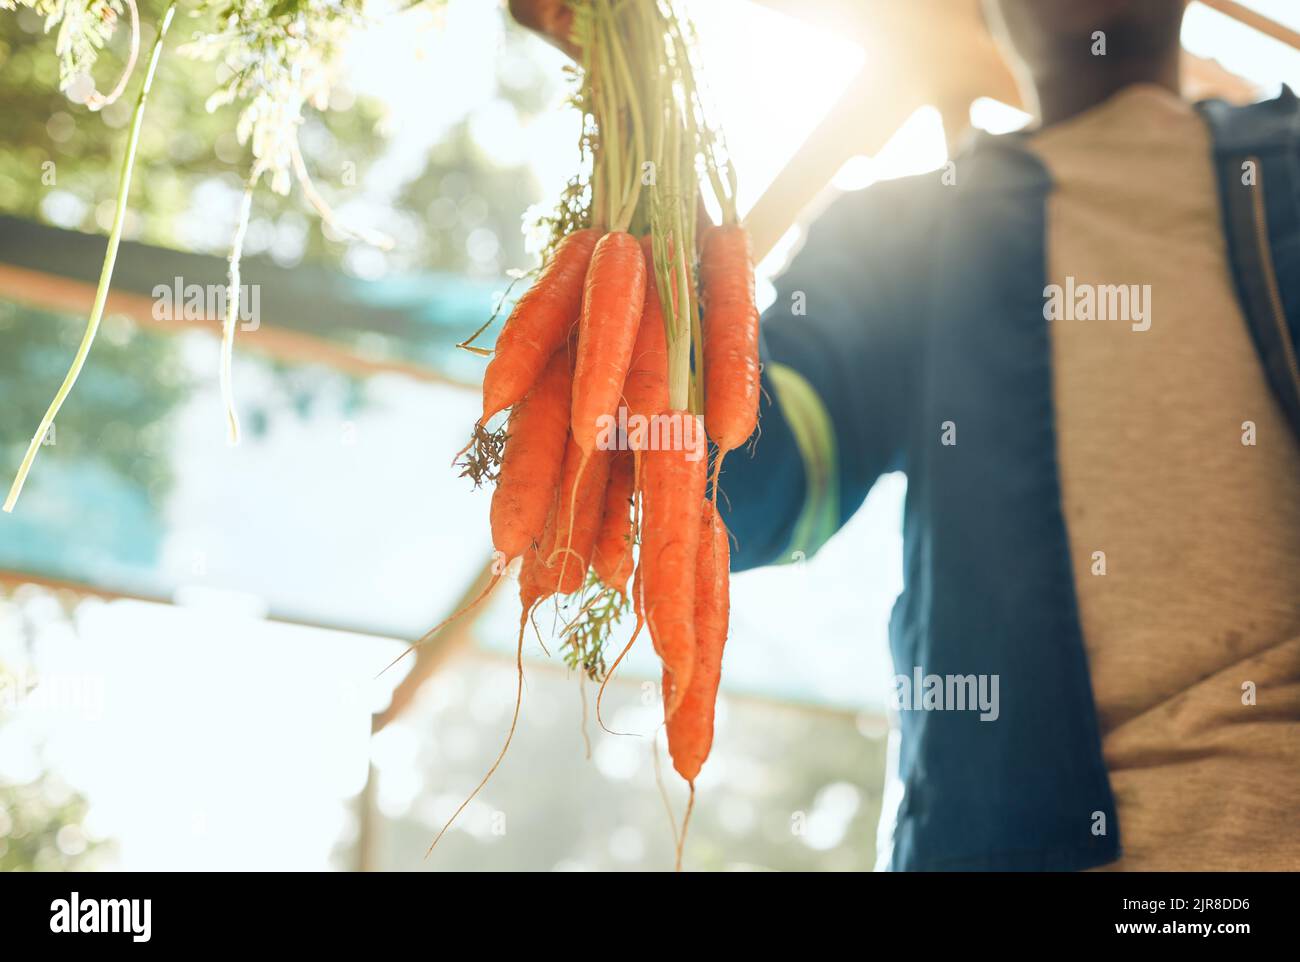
left=377, top=572, right=502, bottom=679
left=674, top=781, right=695, bottom=873
left=595, top=611, right=643, bottom=736
left=708, top=449, right=725, bottom=507
left=553, top=449, right=590, bottom=592
left=558, top=584, right=608, bottom=635
left=451, top=430, right=477, bottom=469
left=546, top=544, right=588, bottom=571
left=652, top=727, right=680, bottom=853
left=455, top=420, right=508, bottom=488
left=425, top=602, right=531, bottom=857
left=578, top=671, right=593, bottom=761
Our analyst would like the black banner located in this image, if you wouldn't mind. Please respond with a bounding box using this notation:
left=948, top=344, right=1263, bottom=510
left=0, top=870, right=1285, bottom=946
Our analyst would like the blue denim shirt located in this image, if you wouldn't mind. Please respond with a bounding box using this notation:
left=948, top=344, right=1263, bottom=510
left=721, top=87, right=1300, bottom=870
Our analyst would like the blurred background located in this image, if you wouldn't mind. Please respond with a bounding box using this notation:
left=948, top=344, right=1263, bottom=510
left=1, top=0, right=1296, bottom=871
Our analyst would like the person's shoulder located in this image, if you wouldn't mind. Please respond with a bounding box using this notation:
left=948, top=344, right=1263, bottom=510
left=803, top=133, right=1049, bottom=265
left=804, top=168, right=947, bottom=260
left=826, top=166, right=946, bottom=220
left=1198, top=85, right=1300, bottom=156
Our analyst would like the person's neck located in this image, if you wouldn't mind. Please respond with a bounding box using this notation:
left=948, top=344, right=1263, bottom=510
left=1028, top=57, right=1183, bottom=128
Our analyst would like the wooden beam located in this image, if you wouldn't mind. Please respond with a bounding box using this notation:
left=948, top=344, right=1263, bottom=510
left=743, top=66, right=920, bottom=263
left=0, top=567, right=424, bottom=646
left=1196, top=0, right=1300, bottom=51
left=372, top=557, right=499, bottom=733
left=0, top=263, right=473, bottom=390
left=743, top=0, right=1022, bottom=262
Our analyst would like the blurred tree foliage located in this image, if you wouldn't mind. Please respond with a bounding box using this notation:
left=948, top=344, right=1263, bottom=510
left=0, top=0, right=566, bottom=493
left=0, top=0, right=560, bottom=274
left=0, top=3, right=576, bottom=870
left=0, top=0, right=389, bottom=265
left=0, top=588, right=109, bottom=872
left=397, top=117, right=542, bottom=278
left=0, top=769, right=107, bottom=870
left=0, top=301, right=189, bottom=495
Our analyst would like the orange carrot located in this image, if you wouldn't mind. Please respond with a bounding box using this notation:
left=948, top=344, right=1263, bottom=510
left=519, top=497, right=559, bottom=613
left=592, top=450, right=636, bottom=593
left=490, top=349, right=571, bottom=561
left=544, top=437, right=612, bottom=595
left=481, top=228, right=598, bottom=424
left=571, top=231, right=646, bottom=453
left=622, top=236, right=670, bottom=447
left=640, top=426, right=707, bottom=715
left=666, top=499, right=730, bottom=783
left=700, top=224, right=760, bottom=456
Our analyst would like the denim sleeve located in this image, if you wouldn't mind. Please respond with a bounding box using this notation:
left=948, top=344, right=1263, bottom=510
left=721, top=181, right=923, bottom=571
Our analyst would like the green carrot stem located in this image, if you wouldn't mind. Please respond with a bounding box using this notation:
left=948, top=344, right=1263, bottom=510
left=675, top=132, right=697, bottom=414
left=595, top=9, right=622, bottom=231
left=686, top=202, right=703, bottom=416
left=669, top=16, right=737, bottom=225
left=670, top=217, right=693, bottom=412
left=576, top=5, right=605, bottom=232
left=3, top=1, right=178, bottom=514
left=606, top=0, right=647, bottom=233
left=660, top=113, right=692, bottom=412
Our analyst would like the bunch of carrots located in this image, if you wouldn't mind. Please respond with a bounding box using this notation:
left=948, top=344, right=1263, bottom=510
left=424, top=0, right=759, bottom=869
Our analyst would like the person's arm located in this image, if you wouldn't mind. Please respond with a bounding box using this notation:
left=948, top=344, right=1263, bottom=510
left=720, top=181, right=924, bottom=570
